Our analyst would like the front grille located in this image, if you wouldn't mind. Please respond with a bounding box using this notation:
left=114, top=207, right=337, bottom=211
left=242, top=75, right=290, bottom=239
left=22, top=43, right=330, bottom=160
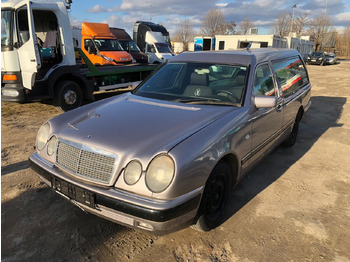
left=56, top=140, right=117, bottom=183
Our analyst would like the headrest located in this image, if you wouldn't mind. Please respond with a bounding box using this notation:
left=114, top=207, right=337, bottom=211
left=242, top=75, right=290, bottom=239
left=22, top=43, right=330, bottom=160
left=190, top=73, right=208, bottom=86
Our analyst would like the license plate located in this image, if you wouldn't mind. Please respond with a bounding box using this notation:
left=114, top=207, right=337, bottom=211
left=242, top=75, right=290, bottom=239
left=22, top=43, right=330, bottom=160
left=311, top=59, right=316, bottom=62
left=52, top=178, right=96, bottom=208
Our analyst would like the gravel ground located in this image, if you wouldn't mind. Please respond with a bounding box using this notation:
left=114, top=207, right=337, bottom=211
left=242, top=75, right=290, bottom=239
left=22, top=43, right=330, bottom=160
left=1, top=60, right=350, bottom=261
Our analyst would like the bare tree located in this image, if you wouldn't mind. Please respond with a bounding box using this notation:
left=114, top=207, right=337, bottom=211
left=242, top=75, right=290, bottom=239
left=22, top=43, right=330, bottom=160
left=225, top=21, right=237, bottom=35
left=272, top=13, right=291, bottom=37
left=308, top=14, right=333, bottom=51
left=335, top=27, right=350, bottom=57
left=173, top=19, right=195, bottom=51
left=237, top=17, right=254, bottom=35
left=293, top=11, right=309, bottom=36
left=200, top=8, right=227, bottom=37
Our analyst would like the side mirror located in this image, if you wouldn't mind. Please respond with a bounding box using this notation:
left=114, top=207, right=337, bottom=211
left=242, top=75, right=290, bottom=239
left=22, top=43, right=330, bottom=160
left=88, top=45, right=96, bottom=55
left=255, top=96, right=277, bottom=108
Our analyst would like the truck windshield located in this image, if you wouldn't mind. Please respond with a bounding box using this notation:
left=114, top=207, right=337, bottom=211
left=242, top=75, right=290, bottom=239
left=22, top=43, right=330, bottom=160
left=133, top=62, right=247, bottom=106
left=155, top=43, right=172, bottom=54
left=1, top=10, right=14, bottom=48
left=94, top=39, right=123, bottom=51
left=119, top=40, right=141, bottom=52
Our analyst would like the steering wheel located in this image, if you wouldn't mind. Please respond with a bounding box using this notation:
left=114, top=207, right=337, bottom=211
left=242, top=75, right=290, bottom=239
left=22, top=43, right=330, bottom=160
left=216, top=90, right=240, bottom=103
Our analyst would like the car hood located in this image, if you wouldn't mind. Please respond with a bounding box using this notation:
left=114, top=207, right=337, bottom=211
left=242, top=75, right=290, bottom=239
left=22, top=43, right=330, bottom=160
left=52, top=93, right=236, bottom=161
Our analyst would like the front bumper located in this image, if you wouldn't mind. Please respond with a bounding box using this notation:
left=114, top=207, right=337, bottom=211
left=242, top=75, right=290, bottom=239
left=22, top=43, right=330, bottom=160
left=1, top=83, right=26, bottom=102
left=29, top=152, right=202, bottom=233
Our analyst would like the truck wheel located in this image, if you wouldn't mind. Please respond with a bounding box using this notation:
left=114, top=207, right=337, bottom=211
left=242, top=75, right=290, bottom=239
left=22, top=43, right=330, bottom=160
left=54, top=80, right=83, bottom=112
left=192, top=162, right=230, bottom=232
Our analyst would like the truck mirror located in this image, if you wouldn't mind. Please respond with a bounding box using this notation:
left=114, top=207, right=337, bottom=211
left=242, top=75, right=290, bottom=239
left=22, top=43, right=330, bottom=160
left=88, top=45, right=96, bottom=55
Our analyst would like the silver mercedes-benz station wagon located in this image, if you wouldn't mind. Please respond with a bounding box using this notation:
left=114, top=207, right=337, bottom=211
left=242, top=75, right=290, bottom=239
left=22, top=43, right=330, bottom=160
left=29, top=49, right=311, bottom=233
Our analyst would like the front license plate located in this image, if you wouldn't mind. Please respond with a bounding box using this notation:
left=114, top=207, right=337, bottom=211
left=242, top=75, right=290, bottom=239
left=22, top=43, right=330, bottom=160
left=52, top=178, right=96, bottom=208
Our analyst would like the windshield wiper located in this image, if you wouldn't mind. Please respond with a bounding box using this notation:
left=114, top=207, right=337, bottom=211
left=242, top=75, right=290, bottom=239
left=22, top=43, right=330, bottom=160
left=174, top=98, right=240, bottom=107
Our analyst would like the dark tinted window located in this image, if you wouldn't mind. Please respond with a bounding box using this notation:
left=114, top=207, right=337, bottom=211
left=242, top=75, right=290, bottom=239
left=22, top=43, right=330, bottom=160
left=272, top=57, right=309, bottom=98
left=219, top=41, right=225, bottom=50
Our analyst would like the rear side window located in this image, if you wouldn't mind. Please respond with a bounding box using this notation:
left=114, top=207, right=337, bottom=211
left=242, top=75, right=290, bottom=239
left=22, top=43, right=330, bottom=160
left=272, top=57, right=309, bottom=98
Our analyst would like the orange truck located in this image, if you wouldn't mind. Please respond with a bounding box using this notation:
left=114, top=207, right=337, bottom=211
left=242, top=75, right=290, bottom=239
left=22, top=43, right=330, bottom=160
left=81, top=22, right=133, bottom=66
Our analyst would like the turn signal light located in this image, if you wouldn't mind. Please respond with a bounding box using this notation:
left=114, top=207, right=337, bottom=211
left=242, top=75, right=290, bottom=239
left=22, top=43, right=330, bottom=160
left=3, top=74, right=17, bottom=81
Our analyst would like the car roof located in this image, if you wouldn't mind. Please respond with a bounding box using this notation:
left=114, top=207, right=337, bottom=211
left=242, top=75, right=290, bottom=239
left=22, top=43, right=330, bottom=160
left=171, top=49, right=300, bottom=66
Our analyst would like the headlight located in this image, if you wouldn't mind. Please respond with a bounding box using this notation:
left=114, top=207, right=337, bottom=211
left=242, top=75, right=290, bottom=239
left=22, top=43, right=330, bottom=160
left=146, top=155, right=175, bottom=193
left=101, top=55, right=114, bottom=62
left=36, top=123, right=50, bottom=151
left=124, top=160, right=142, bottom=185
left=318, top=57, right=322, bottom=60
left=47, top=136, right=57, bottom=156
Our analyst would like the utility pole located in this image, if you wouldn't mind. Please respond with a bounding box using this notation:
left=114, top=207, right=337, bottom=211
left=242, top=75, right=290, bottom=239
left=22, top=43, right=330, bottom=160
left=325, top=0, right=328, bottom=16
left=150, top=5, right=152, bottom=21
left=291, top=4, right=297, bottom=35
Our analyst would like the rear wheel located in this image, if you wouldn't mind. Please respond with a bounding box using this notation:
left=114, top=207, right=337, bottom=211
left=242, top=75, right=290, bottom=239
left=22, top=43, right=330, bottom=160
left=54, top=80, right=83, bottom=112
left=193, top=162, right=230, bottom=232
left=282, top=115, right=301, bottom=147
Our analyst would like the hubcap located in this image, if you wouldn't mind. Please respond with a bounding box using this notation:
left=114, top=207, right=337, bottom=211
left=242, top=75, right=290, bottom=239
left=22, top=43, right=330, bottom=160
left=64, top=90, right=77, bottom=105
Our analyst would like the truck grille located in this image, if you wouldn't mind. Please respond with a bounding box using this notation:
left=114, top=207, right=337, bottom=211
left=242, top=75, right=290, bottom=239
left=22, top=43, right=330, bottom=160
left=56, top=139, right=117, bottom=183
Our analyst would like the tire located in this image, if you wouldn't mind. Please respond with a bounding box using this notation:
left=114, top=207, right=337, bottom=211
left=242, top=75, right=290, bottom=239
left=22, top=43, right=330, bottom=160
left=53, top=80, right=83, bottom=112
left=192, top=162, right=230, bottom=232
left=282, top=116, right=300, bottom=147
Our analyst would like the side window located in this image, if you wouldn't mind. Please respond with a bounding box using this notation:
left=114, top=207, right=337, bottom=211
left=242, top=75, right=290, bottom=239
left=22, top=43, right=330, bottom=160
left=272, top=57, right=309, bottom=98
left=17, top=8, right=30, bottom=46
left=253, top=64, right=276, bottom=96
left=147, top=44, right=155, bottom=53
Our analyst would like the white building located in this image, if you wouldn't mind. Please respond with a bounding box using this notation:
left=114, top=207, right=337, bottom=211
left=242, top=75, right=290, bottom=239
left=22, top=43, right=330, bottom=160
left=214, top=34, right=314, bottom=60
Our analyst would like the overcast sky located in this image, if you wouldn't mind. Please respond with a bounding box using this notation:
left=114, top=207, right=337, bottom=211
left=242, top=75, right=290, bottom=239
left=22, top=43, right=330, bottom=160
left=69, top=0, right=350, bottom=36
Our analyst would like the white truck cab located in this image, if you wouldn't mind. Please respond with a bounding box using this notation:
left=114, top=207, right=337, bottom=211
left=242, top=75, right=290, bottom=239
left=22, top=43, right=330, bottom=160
left=1, top=0, right=75, bottom=101
left=145, top=31, right=174, bottom=64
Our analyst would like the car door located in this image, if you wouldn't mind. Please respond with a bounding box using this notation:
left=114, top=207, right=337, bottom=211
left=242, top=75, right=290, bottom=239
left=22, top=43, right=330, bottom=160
left=15, top=0, right=41, bottom=89
left=272, top=56, right=310, bottom=131
left=248, top=63, right=284, bottom=165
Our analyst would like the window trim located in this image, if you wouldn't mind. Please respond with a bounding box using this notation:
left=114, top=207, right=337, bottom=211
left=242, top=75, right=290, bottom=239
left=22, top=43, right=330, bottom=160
left=253, top=62, right=279, bottom=98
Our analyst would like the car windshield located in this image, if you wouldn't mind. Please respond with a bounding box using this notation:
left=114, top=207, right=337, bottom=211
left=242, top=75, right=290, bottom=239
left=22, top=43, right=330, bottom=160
left=311, top=52, right=323, bottom=57
left=1, top=10, right=14, bottom=47
left=94, top=39, right=123, bottom=51
left=133, top=62, right=248, bottom=106
left=155, top=43, right=172, bottom=53
left=326, top=54, right=335, bottom=58
left=119, top=40, right=141, bottom=52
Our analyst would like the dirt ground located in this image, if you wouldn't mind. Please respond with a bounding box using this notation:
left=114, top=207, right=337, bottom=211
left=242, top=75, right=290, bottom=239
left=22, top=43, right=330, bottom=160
left=1, top=60, right=350, bottom=262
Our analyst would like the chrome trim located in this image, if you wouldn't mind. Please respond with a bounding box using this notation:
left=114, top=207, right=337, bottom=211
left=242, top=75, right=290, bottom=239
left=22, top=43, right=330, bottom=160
left=56, top=138, right=119, bottom=184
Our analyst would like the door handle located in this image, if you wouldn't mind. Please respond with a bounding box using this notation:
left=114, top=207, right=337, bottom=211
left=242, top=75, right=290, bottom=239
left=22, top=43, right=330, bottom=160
left=276, top=104, right=283, bottom=112
left=30, top=59, right=36, bottom=62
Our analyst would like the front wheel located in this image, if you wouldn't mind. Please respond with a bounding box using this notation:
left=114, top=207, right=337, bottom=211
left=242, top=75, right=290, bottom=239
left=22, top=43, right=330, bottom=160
left=53, top=80, right=83, bottom=112
left=192, top=162, right=230, bottom=232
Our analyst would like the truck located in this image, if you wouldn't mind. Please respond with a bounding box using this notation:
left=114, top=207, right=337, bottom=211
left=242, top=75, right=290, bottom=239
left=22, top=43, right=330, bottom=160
left=133, top=21, right=175, bottom=64
left=81, top=22, right=133, bottom=66
left=1, top=0, right=156, bottom=111
left=110, top=27, right=148, bottom=64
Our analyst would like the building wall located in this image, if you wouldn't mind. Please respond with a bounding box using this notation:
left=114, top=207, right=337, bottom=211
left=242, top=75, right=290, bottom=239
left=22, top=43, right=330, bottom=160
left=214, top=34, right=313, bottom=60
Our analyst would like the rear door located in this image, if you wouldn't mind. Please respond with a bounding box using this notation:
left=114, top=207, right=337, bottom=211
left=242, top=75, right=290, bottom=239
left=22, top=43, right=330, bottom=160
left=271, top=56, right=310, bottom=129
left=15, top=0, right=41, bottom=89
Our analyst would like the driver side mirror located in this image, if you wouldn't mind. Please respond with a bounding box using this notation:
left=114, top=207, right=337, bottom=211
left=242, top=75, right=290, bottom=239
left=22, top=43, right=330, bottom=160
left=88, top=45, right=96, bottom=55
left=254, top=96, right=277, bottom=108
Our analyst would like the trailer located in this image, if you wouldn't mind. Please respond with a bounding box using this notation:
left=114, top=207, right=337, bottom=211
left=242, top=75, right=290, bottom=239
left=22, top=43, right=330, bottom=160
left=1, top=0, right=156, bottom=111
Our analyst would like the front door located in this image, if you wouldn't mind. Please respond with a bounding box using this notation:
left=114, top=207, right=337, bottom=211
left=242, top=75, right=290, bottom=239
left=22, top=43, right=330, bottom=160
left=15, top=0, right=41, bottom=89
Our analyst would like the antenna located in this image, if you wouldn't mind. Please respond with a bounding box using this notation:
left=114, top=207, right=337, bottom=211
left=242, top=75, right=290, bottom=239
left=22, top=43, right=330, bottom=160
left=246, top=41, right=253, bottom=50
